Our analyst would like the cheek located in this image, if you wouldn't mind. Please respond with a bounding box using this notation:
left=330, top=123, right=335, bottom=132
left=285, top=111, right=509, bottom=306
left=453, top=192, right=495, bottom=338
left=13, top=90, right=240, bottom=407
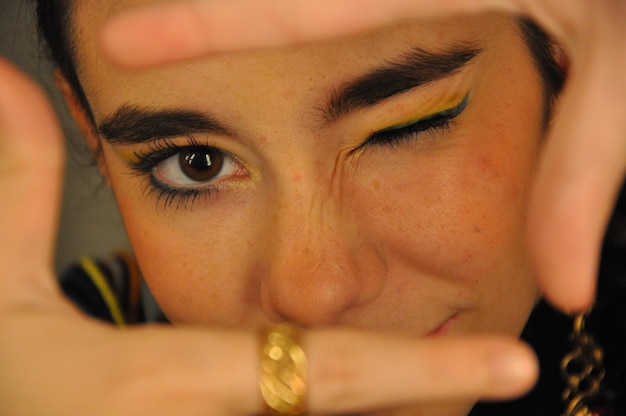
left=350, top=128, right=540, bottom=334
left=129, top=218, right=259, bottom=325
left=127, top=224, right=232, bottom=324
left=103, top=155, right=260, bottom=325
left=357, top=145, right=530, bottom=272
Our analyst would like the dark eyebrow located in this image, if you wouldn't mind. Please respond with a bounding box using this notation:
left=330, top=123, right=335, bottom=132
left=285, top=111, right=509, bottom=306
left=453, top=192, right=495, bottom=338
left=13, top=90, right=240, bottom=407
left=98, top=105, right=230, bottom=145
left=322, top=45, right=481, bottom=123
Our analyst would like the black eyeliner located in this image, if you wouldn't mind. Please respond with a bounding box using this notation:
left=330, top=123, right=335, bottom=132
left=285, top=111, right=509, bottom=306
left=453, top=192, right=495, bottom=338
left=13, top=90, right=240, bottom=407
left=125, top=138, right=228, bottom=209
left=363, top=92, right=470, bottom=149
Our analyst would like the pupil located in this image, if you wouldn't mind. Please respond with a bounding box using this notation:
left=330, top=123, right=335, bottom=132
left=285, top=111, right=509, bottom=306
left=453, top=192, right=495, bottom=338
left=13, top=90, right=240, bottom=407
left=179, top=147, right=224, bottom=182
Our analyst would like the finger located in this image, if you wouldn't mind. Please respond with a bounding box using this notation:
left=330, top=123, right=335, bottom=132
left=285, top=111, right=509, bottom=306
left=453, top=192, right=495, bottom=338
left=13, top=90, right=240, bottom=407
left=307, top=330, right=537, bottom=414
left=0, top=58, right=65, bottom=297
left=527, top=36, right=626, bottom=312
left=93, top=328, right=536, bottom=415
left=101, top=0, right=522, bottom=67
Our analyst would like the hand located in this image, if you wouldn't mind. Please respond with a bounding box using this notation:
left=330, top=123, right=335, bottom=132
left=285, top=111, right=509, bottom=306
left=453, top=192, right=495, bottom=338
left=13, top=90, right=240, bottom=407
left=0, top=58, right=535, bottom=414
left=102, top=0, right=626, bottom=314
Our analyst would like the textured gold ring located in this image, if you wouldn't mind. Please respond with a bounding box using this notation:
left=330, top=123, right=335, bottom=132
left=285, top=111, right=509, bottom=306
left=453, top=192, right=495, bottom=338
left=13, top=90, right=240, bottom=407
left=259, top=324, right=308, bottom=415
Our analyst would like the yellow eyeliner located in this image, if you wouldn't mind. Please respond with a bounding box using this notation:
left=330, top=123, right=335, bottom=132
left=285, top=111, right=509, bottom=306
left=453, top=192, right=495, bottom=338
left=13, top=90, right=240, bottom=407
left=366, top=90, right=470, bottom=137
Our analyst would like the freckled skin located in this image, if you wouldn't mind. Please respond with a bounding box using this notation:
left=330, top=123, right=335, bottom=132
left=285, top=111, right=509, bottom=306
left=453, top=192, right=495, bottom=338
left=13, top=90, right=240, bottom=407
left=71, top=3, right=545, bottom=415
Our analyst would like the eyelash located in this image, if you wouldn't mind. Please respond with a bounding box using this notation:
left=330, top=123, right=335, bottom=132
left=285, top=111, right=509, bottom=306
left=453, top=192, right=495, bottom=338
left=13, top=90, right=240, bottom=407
left=128, top=95, right=469, bottom=209
left=362, top=94, right=469, bottom=151
left=129, top=137, right=233, bottom=209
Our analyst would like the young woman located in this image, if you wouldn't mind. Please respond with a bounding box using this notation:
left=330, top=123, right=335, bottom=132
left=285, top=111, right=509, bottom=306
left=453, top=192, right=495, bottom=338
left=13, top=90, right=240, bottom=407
left=0, top=1, right=625, bottom=415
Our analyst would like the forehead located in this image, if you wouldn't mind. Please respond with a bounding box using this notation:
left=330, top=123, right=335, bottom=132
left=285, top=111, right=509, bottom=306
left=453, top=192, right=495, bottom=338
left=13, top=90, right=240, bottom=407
left=71, top=1, right=523, bottom=122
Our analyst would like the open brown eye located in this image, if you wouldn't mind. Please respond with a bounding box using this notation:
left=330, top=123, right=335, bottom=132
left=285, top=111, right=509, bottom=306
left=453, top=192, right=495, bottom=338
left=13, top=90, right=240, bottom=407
left=148, top=143, right=240, bottom=191
left=179, top=147, right=224, bottom=182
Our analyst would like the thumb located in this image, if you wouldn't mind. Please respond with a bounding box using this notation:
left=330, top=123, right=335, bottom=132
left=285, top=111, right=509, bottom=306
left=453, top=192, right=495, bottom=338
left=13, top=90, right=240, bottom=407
left=527, top=34, right=626, bottom=312
left=0, top=58, right=65, bottom=299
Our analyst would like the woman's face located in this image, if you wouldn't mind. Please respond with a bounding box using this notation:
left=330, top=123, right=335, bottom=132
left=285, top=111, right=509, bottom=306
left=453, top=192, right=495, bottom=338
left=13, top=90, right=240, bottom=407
left=73, top=2, right=543, bottom=414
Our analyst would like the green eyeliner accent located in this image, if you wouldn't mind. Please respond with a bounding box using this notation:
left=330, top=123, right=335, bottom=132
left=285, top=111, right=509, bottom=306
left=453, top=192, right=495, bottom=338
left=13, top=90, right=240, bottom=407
left=379, top=92, right=470, bottom=133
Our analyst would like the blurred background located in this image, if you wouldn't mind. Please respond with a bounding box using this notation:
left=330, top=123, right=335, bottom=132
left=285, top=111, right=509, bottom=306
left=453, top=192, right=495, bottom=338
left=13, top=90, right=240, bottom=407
left=1, top=0, right=131, bottom=275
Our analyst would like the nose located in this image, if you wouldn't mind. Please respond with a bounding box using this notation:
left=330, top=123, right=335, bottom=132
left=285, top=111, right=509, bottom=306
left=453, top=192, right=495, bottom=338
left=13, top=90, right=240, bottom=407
left=259, top=188, right=384, bottom=327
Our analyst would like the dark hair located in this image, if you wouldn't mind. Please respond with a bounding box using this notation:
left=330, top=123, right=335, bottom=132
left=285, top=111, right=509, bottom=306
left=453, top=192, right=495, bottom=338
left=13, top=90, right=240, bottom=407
left=517, top=19, right=565, bottom=124
left=32, top=0, right=94, bottom=123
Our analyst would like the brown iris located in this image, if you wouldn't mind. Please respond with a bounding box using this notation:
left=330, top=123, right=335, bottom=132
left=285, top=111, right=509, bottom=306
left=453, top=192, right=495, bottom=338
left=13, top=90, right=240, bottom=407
left=179, top=147, right=224, bottom=182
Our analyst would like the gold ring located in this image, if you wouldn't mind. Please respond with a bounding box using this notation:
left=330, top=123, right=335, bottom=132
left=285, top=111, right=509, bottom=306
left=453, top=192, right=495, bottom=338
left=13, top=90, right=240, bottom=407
left=259, top=324, right=308, bottom=415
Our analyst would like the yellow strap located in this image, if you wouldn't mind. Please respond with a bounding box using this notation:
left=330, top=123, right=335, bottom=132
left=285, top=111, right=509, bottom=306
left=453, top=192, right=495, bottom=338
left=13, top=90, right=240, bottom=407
left=80, top=257, right=126, bottom=327
left=115, top=250, right=141, bottom=322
